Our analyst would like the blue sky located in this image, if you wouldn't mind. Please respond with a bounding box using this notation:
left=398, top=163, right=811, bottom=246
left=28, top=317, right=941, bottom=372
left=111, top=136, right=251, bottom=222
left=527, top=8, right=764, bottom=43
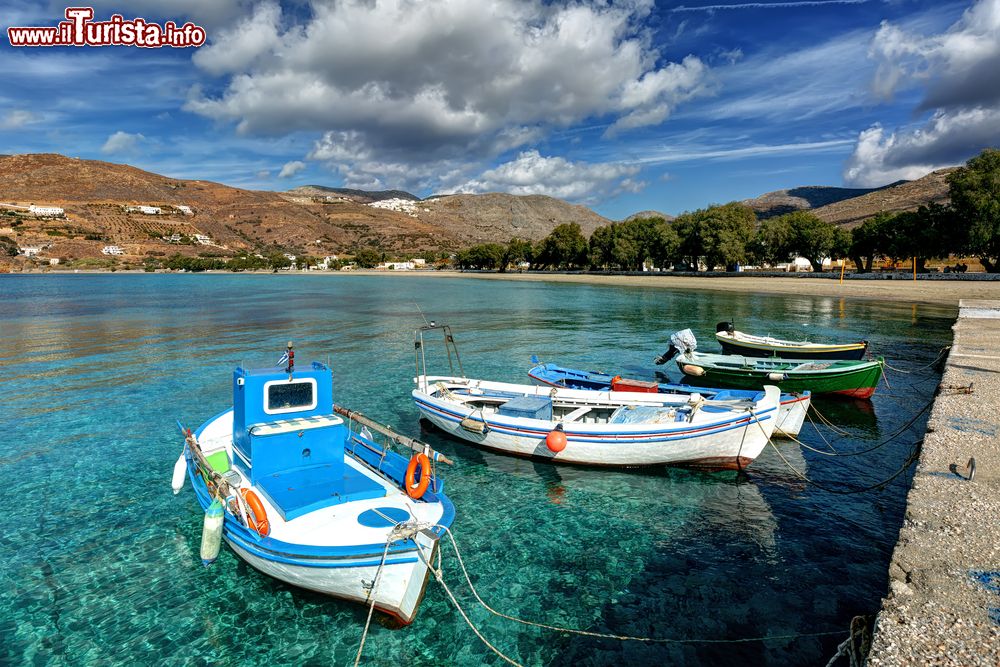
left=2, top=0, right=997, bottom=219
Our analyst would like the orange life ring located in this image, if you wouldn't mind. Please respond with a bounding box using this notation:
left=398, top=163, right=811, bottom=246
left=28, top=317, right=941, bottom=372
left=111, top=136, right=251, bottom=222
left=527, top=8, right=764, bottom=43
left=405, top=453, right=431, bottom=499
left=240, top=488, right=270, bottom=537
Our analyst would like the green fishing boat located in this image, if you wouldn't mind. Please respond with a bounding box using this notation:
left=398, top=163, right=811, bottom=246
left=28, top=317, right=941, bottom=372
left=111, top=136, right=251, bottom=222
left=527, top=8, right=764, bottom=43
left=674, top=351, right=884, bottom=399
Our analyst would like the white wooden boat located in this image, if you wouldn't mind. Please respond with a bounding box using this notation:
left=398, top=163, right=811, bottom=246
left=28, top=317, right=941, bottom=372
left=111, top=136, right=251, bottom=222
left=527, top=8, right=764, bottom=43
left=175, top=353, right=454, bottom=624
left=413, top=374, right=780, bottom=469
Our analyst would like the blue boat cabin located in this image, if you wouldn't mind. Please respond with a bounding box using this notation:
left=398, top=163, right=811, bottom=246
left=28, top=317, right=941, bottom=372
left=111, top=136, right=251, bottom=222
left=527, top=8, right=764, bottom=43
left=231, top=362, right=386, bottom=522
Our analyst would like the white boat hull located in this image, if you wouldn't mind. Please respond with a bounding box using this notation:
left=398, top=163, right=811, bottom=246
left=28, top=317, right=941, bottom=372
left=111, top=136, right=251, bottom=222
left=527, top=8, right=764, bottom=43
left=225, top=529, right=439, bottom=625
left=413, top=379, right=781, bottom=469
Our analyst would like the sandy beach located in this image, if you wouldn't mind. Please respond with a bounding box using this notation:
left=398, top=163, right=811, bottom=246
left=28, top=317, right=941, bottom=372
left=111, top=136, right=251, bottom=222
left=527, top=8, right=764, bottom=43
left=337, top=270, right=997, bottom=307
left=13, top=269, right=1000, bottom=307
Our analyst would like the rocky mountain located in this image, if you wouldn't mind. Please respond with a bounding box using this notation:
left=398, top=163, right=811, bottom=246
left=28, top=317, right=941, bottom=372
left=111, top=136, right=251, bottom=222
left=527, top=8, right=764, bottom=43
left=810, top=169, right=956, bottom=228
left=742, top=169, right=955, bottom=227
left=623, top=210, right=675, bottom=222
left=0, top=154, right=610, bottom=266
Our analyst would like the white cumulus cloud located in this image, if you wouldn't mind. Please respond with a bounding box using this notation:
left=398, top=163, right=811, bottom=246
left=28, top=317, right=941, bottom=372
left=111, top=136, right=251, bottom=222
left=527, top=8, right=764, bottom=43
left=186, top=0, right=707, bottom=173
left=846, top=0, right=1000, bottom=186
left=278, top=160, right=306, bottom=178
left=452, top=150, right=643, bottom=202
left=101, top=131, right=146, bottom=155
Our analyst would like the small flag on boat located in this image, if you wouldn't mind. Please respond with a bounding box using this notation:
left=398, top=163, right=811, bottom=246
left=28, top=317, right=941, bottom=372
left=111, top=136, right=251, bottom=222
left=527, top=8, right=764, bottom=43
left=277, top=342, right=294, bottom=372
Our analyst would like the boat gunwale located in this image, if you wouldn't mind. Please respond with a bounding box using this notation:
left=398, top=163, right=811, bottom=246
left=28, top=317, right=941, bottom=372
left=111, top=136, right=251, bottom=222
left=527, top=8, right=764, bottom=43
left=187, top=410, right=456, bottom=563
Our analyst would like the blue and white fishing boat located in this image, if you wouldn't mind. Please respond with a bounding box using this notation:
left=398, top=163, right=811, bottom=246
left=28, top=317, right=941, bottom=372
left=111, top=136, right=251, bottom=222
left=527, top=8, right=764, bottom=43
left=411, top=326, right=782, bottom=469
left=173, top=346, right=455, bottom=625
left=527, top=362, right=811, bottom=438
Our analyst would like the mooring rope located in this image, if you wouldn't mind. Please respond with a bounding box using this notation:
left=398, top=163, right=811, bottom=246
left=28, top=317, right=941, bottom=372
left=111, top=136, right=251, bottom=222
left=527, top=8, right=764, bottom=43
left=790, top=399, right=933, bottom=458
left=429, top=526, right=847, bottom=646
left=882, top=345, right=951, bottom=374
left=353, top=538, right=394, bottom=667
left=808, top=403, right=853, bottom=436
left=806, top=409, right=840, bottom=453
left=752, top=413, right=923, bottom=494
left=415, top=545, right=524, bottom=667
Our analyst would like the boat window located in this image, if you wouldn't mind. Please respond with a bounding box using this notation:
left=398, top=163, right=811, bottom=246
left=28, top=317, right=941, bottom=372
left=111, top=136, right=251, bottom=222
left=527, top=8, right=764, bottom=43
left=265, top=380, right=316, bottom=413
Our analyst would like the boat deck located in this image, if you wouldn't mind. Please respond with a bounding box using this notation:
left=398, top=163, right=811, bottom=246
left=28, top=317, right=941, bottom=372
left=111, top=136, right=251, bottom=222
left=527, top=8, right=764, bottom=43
left=196, top=411, right=443, bottom=548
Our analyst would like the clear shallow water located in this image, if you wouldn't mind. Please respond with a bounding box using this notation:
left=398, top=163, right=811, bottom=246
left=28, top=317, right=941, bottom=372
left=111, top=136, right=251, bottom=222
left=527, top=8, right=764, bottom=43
left=0, top=274, right=955, bottom=666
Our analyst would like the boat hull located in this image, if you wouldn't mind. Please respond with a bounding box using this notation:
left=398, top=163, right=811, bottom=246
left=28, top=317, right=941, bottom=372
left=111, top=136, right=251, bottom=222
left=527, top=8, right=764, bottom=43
left=526, top=364, right=810, bottom=438
left=224, top=531, right=438, bottom=625
left=413, top=381, right=781, bottom=470
left=716, top=332, right=869, bottom=360
left=187, top=411, right=453, bottom=626
left=676, top=357, right=884, bottom=399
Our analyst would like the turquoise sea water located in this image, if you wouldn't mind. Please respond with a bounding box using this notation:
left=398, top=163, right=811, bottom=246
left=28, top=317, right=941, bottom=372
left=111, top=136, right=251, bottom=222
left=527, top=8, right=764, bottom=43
left=0, top=274, right=954, bottom=666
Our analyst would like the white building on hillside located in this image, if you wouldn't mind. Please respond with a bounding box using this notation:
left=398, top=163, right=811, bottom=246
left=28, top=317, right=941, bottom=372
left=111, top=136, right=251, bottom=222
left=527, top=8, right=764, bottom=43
left=102, top=245, right=125, bottom=256
left=127, top=205, right=162, bottom=215
left=380, top=261, right=415, bottom=270
left=193, top=234, right=212, bottom=245
left=411, top=258, right=426, bottom=266
left=29, top=205, right=64, bottom=217
left=19, top=246, right=42, bottom=257
left=175, top=205, right=193, bottom=215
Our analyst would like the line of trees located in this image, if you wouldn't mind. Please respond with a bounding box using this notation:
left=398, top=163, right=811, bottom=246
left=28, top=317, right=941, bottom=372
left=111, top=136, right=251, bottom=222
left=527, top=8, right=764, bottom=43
left=455, top=148, right=1000, bottom=273
left=456, top=208, right=853, bottom=272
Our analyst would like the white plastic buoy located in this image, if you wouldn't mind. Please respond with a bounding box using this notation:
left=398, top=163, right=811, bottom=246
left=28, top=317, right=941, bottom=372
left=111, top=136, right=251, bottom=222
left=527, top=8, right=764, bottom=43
left=681, top=364, right=705, bottom=377
left=200, top=500, right=224, bottom=565
left=171, top=452, right=187, bottom=495
left=766, top=372, right=785, bottom=382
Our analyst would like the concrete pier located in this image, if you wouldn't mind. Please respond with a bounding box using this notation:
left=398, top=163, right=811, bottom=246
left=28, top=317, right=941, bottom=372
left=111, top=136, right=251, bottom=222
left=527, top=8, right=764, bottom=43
left=868, top=300, right=1000, bottom=665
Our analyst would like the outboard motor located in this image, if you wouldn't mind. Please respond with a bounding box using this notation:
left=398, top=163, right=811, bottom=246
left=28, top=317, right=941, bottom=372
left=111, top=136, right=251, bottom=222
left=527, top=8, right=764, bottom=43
left=654, top=329, right=698, bottom=365
left=716, top=321, right=735, bottom=334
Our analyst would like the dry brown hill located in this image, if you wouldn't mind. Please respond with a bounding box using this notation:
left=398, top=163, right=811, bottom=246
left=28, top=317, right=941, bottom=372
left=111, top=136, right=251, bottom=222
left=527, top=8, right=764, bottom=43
left=811, top=168, right=955, bottom=228
left=0, top=154, right=610, bottom=267
left=742, top=168, right=956, bottom=227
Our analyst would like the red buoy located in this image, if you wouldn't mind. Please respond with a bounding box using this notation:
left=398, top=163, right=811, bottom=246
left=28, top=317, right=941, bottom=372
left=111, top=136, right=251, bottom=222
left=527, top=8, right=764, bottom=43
left=546, top=425, right=567, bottom=453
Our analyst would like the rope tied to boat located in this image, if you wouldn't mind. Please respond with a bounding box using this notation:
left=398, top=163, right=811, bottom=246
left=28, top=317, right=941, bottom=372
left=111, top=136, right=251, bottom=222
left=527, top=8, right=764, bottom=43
left=750, top=412, right=924, bottom=494
left=882, top=345, right=951, bottom=374
left=793, top=399, right=933, bottom=458
left=353, top=520, right=432, bottom=667
left=415, top=525, right=850, bottom=665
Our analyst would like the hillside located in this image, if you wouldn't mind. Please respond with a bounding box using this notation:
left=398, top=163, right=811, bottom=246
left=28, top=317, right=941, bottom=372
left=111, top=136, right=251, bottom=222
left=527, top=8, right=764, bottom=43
left=0, top=154, right=610, bottom=268
left=743, top=169, right=955, bottom=227
left=811, top=168, right=955, bottom=228
left=623, top=210, right=675, bottom=222
left=287, top=185, right=420, bottom=203
left=744, top=185, right=886, bottom=219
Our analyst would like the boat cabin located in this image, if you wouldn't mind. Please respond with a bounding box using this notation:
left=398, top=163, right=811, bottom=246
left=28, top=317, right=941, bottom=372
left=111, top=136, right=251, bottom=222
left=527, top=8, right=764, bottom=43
left=231, top=362, right=387, bottom=521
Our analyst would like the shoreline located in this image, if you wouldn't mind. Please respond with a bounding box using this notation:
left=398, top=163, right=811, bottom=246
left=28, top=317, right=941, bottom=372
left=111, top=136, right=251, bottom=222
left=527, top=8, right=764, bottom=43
left=9, top=268, right=1000, bottom=306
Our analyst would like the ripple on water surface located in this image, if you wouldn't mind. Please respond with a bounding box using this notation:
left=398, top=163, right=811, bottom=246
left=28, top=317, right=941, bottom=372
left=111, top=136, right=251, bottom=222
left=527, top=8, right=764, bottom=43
left=0, top=274, right=954, bottom=665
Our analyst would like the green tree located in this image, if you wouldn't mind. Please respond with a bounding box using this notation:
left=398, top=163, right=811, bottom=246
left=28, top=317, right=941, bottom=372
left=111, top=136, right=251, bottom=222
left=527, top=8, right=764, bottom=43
left=752, top=217, right=794, bottom=267
left=352, top=247, right=383, bottom=268
left=456, top=243, right=505, bottom=269
left=500, top=238, right=534, bottom=272
left=699, top=203, right=757, bottom=271
left=534, top=223, right=589, bottom=269
left=948, top=149, right=1000, bottom=271
left=779, top=210, right=838, bottom=272
left=849, top=213, right=893, bottom=272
